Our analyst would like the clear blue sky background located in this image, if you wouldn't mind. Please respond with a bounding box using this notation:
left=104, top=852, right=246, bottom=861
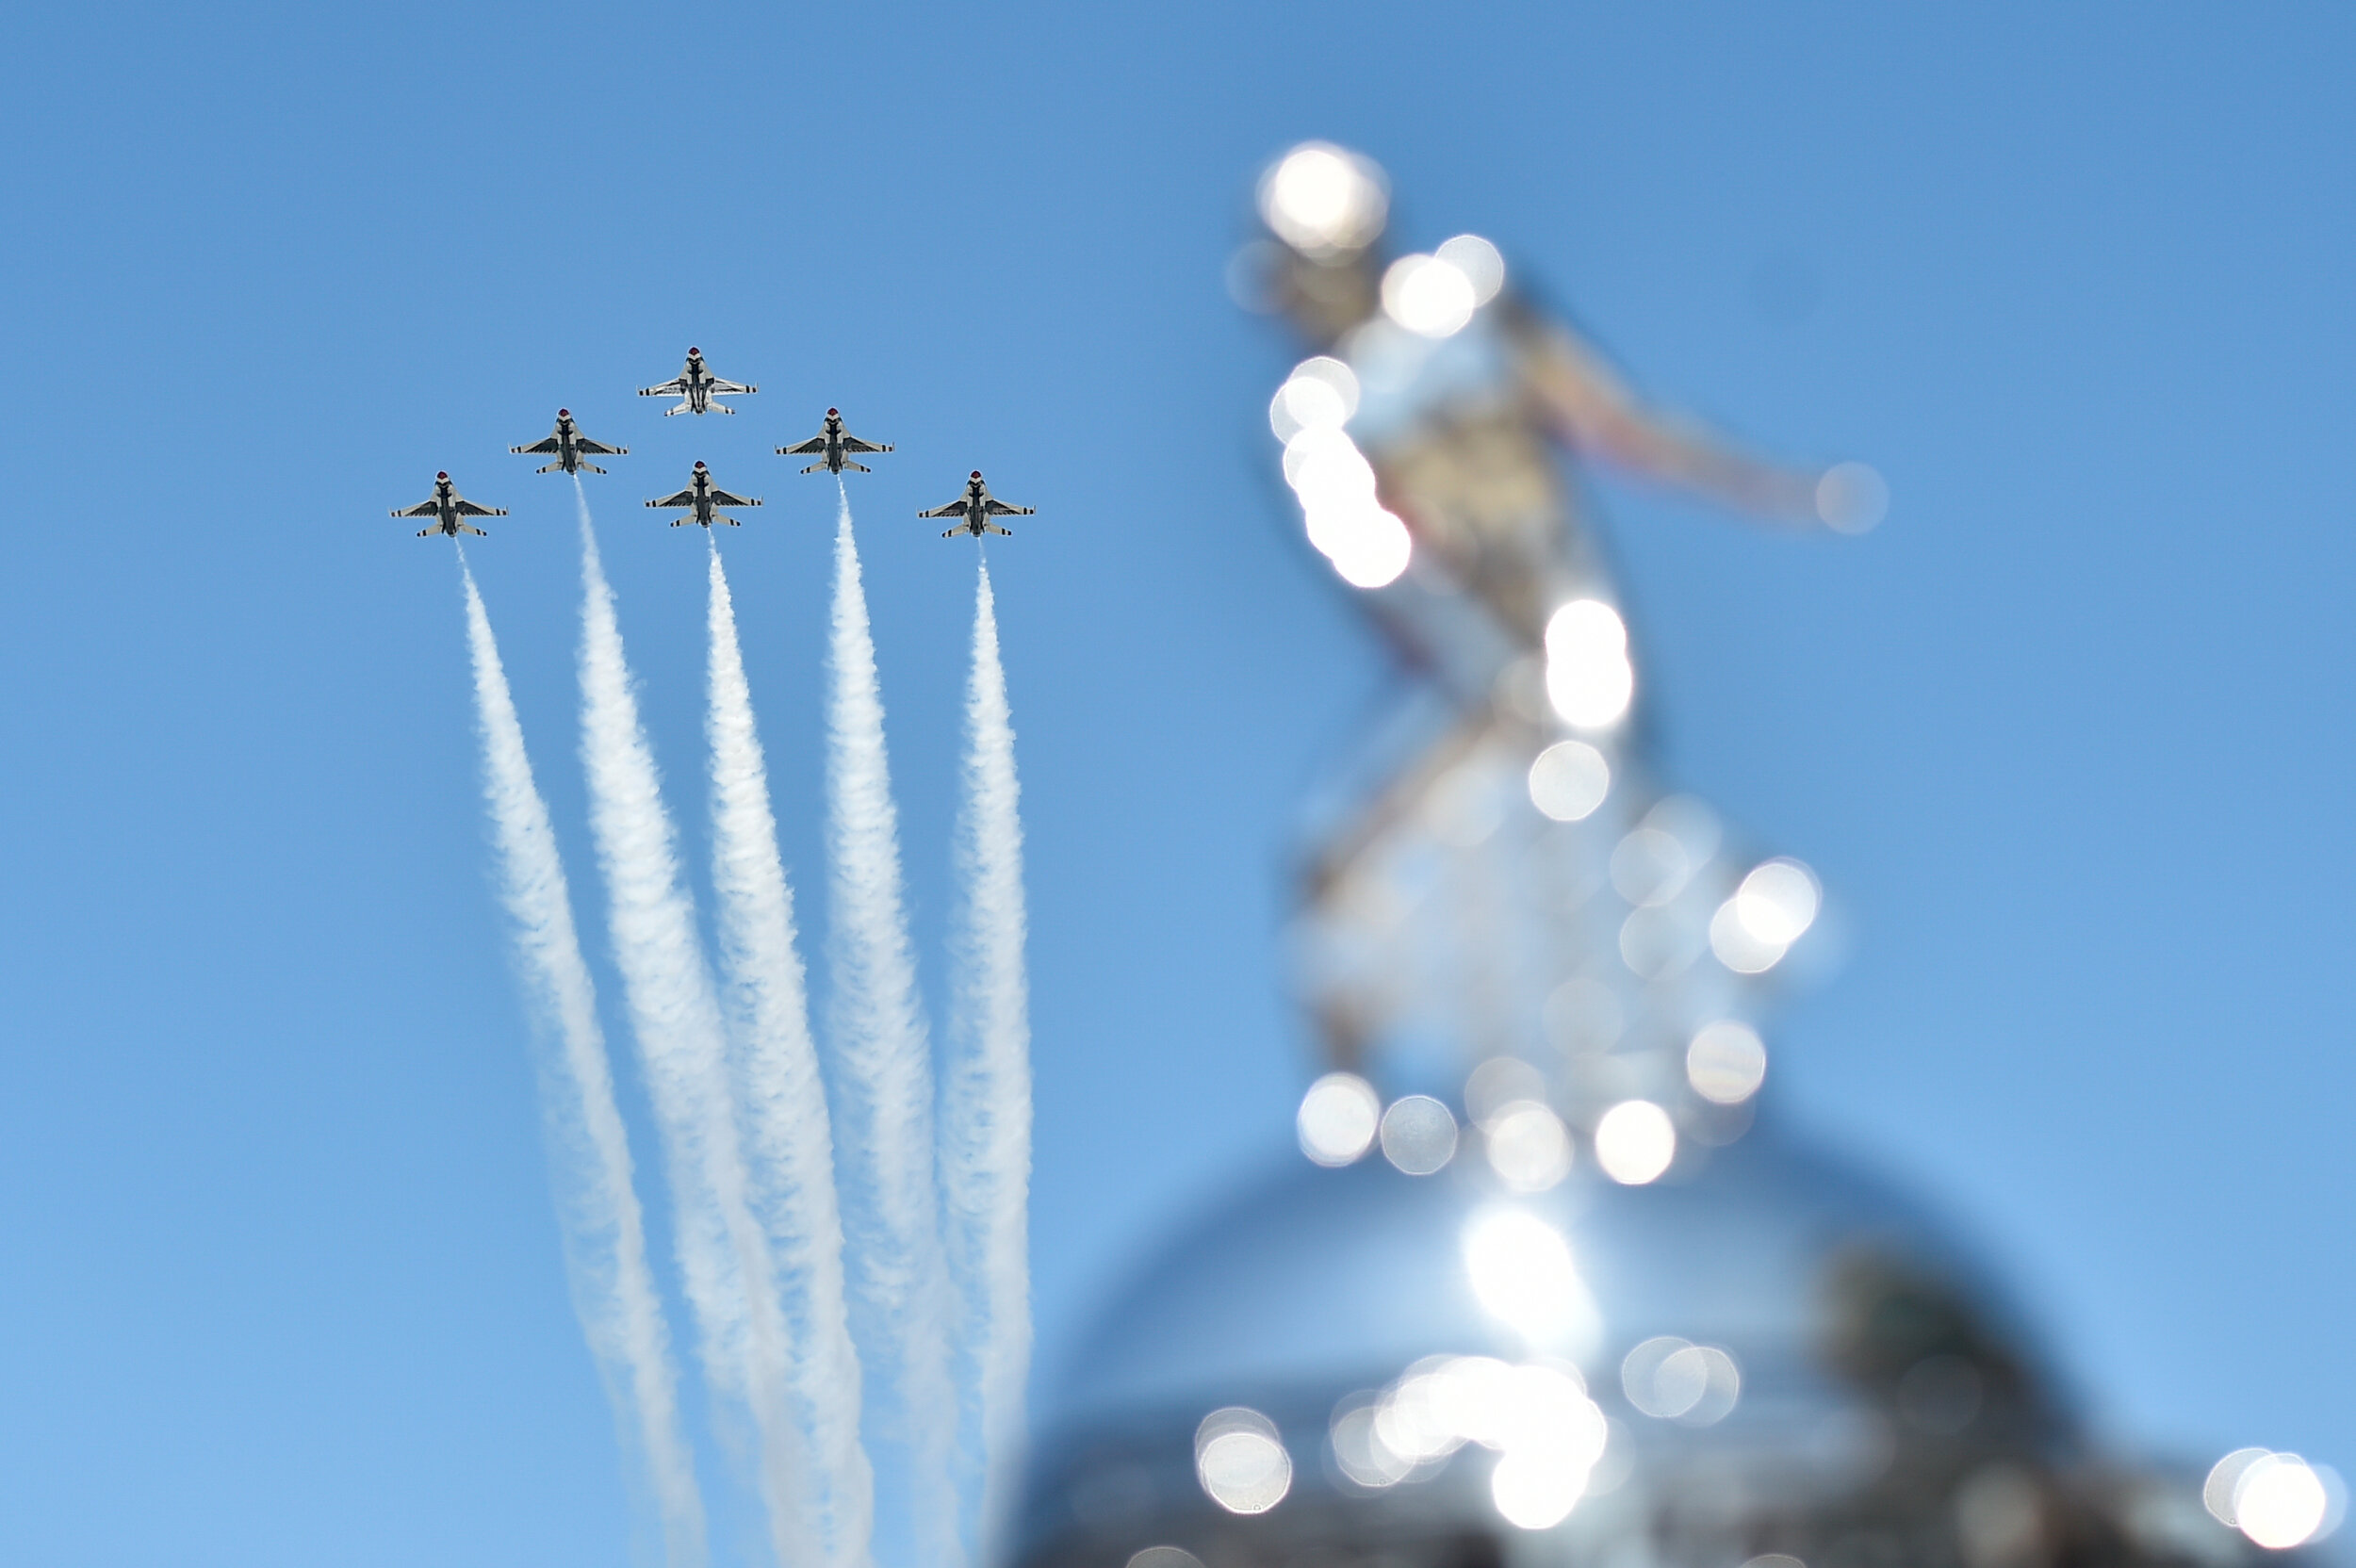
left=1, top=4, right=2349, bottom=1563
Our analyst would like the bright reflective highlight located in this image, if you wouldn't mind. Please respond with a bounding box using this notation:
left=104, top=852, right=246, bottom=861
left=1383, top=253, right=1478, bottom=338
left=1335, top=1355, right=1607, bottom=1528
left=1464, top=1209, right=1593, bottom=1342
left=1485, top=1100, right=1573, bottom=1192
left=1686, top=1020, right=1768, bottom=1104
left=1593, top=1100, right=1676, bottom=1184
left=1298, top=1071, right=1382, bottom=1167
left=1283, top=424, right=1412, bottom=588
left=1528, top=740, right=1611, bottom=822
left=1621, top=1336, right=1741, bottom=1424
left=1194, top=1407, right=1293, bottom=1514
left=1736, top=858, right=1821, bottom=946
left=2207, top=1447, right=2337, bottom=1548
left=1545, top=599, right=1634, bottom=728
left=1434, top=235, right=1506, bottom=304
left=1258, top=142, right=1387, bottom=256
left=1268, top=356, right=1361, bottom=442
left=1380, top=1094, right=1459, bottom=1175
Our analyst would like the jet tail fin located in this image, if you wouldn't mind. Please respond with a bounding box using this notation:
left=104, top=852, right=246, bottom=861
left=579, top=462, right=607, bottom=475
left=801, top=461, right=830, bottom=475
left=842, top=460, right=872, bottom=473
left=987, top=523, right=1013, bottom=536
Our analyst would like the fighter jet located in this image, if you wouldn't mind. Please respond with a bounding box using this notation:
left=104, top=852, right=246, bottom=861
left=922, top=470, right=1035, bottom=538
left=646, top=462, right=761, bottom=528
left=511, top=409, right=628, bottom=475
left=638, top=347, right=756, bottom=416
left=393, top=472, right=507, bottom=537
left=777, top=407, right=894, bottom=475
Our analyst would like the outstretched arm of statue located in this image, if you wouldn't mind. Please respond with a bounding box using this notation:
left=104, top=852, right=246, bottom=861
left=1521, top=315, right=1836, bottom=527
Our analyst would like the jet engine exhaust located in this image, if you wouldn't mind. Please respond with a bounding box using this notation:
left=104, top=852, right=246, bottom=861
left=704, top=535, right=875, bottom=1568
left=823, top=482, right=964, bottom=1568
left=572, top=480, right=821, bottom=1568
left=942, top=557, right=1034, bottom=1557
left=457, top=554, right=708, bottom=1568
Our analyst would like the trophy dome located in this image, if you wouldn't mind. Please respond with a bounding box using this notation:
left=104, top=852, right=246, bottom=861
left=1012, top=1123, right=2257, bottom=1568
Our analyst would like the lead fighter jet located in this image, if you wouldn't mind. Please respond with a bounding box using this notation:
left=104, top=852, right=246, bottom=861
left=922, top=470, right=1035, bottom=538
left=778, top=407, right=893, bottom=474
left=393, top=471, right=507, bottom=537
left=638, top=347, right=756, bottom=416
left=511, top=409, right=627, bottom=474
left=646, top=462, right=761, bottom=528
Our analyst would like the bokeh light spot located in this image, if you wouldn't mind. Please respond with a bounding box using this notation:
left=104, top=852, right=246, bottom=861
left=1485, top=1101, right=1573, bottom=1192
left=1258, top=142, right=1387, bottom=256
left=1593, top=1100, right=1676, bottom=1184
left=1298, top=1072, right=1382, bottom=1167
left=1380, top=1094, right=1459, bottom=1175
left=1195, top=1407, right=1293, bottom=1514
left=1528, top=740, right=1611, bottom=822
left=1545, top=600, right=1634, bottom=728
left=1686, top=1021, right=1768, bottom=1104
left=1382, top=253, right=1478, bottom=338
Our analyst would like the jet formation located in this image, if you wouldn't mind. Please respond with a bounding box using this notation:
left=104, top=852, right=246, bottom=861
left=646, top=462, right=761, bottom=529
left=639, top=348, right=757, bottom=417
left=922, top=471, right=1035, bottom=538
left=511, top=410, right=626, bottom=475
left=393, top=472, right=506, bottom=537
left=394, top=347, right=1034, bottom=544
left=779, top=408, right=892, bottom=475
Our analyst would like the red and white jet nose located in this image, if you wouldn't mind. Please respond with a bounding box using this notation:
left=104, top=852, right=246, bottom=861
left=437, top=471, right=449, bottom=481
left=971, top=469, right=983, bottom=480
left=695, top=461, right=707, bottom=470
left=688, top=346, right=700, bottom=357
left=827, top=407, right=839, bottom=416
left=558, top=408, right=569, bottom=418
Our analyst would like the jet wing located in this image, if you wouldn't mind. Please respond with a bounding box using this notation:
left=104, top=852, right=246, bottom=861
left=982, top=498, right=1035, bottom=515
left=646, top=488, right=698, bottom=509
left=511, top=435, right=563, bottom=455
left=391, top=499, right=443, bottom=517
left=704, top=488, right=761, bottom=508
left=574, top=435, right=627, bottom=456
left=840, top=434, right=892, bottom=454
left=918, top=500, right=972, bottom=519
left=639, top=379, right=688, bottom=398
left=453, top=499, right=507, bottom=517
left=777, top=434, right=828, bottom=455
left=706, top=377, right=757, bottom=395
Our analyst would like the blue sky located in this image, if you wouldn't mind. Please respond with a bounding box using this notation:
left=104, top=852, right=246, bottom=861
left=2, top=3, right=2351, bottom=1563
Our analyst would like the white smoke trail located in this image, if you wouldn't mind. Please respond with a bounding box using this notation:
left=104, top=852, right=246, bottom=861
left=570, top=481, right=816, bottom=1568
left=703, top=536, right=875, bottom=1568
left=823, top=484, right=963, bottom=1568
left=942, top=557, right=1034, bottom=1557
left=457, top=554, right=707, bottom=1568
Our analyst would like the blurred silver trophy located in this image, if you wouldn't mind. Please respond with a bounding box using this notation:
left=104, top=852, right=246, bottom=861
left=1006, top=144, right=2333, bottom=1568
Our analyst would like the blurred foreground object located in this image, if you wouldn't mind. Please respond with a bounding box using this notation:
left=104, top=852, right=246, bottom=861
left=1009, top=144, right=2334, bottom=1568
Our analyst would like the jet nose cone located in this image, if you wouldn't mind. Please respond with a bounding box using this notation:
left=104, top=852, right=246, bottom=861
left=688, top=346, right=700, bottom=356
left=695, top=460, right=707, bottom=470
left=558, top=408, right=569, bottom=418
left=827, top=407, right=839, bottom=416
left=972, top=469, right=983, bottom=480
left=437, top=471, right=449, bottom=481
